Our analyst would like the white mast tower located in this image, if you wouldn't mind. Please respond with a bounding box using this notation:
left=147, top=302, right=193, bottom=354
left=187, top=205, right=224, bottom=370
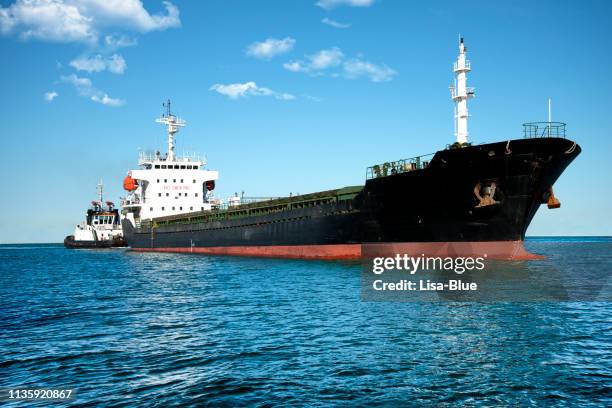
left=155, top=99, right=186, bottom=162
left=449, top=38, right=475, bottom=145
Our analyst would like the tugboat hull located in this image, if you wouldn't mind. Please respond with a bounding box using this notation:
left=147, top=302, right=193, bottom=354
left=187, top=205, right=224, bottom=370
left=64, top=235, right=127, bottom=249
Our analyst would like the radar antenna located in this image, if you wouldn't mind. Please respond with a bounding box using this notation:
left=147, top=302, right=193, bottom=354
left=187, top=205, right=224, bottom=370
left=155, top=99, right=186, bottom=162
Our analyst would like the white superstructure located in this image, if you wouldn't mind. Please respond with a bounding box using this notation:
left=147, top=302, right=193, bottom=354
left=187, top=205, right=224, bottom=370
left=122, top=101, right=219, bottom=224
left=72, top=182, right=123, bottom=242
left=449, top=38, right=475, bottom=145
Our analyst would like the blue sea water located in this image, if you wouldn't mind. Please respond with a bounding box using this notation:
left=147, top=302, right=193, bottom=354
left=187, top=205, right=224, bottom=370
left=0, top=238, right=610, bottom=407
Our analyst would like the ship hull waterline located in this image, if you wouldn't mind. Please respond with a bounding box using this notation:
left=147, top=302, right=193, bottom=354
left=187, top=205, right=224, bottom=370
left=64, top=235, right=127, bottom=249
left=129, top=241, right=540, bottom=260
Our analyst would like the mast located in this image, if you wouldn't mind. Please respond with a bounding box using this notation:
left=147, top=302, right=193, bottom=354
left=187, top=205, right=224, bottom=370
left=449, top=38, right=475, bottom=145
left=97, top=180, right=103, bottom=203
left=155, top=99, right=186, bottom=162
left=548, top=98, right=552, bottom=137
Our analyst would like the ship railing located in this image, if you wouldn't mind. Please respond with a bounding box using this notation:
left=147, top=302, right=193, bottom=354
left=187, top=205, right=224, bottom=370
left=523, top=122, right=566, bottom=139
left=240, top=197, right=282, bottom=205
left=121, top=197, right=141, bottom=206
left=450, top=86, right=476, bottom=99
left=453, top=60, right=471, bottom=71
left=138, top=151, right=205, bottom=164
left=366, top=153, right=435, bottom=180
left=210, top=197, right=282, bottom=211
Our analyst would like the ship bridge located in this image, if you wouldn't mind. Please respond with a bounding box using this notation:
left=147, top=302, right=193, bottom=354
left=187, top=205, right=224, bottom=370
left=122, top=100, right=219, bottom=222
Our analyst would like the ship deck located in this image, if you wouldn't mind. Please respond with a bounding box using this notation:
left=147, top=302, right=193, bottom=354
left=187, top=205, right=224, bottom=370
left=142, top=185, right=364, bottom=228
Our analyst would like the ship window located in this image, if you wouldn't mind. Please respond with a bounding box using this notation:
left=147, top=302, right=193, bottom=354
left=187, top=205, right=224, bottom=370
left=157, top=179, right=160, bottom=183
left=201, top=207, right=204, bottom=210
left=172, top=207, right=175, bottom=210
left=155, top=165, right=160, bottom=169
left=161, top=165, right=167, bottom=169
left=150, top=207, right=153, bottom=211
left=193, top=179, right=196, bottom=183
left=190, top=207, right=193, bottom=210
left=164, top=179, right=167, bottom=183
left=178, top=193, right=181, bottom=196
left=185, top=193, right=188, bottom=197
left=161, top=207, right=164, bottom=211
left=158, top=193, right=161, bottom=197
left=180, top=207, right=182, bottom=210
left=194, top=166, right=199, bottom=169
left=195, top=193, right=198, bottom=197
left=180, top=165, right=185, bottom=169
left=166, top=193, right=169, bottom=197
left=187, top=165, right=192, bottom=169
left=180, top=179, right=183, bottom=183
left=173, top=179, right=176, bottom=183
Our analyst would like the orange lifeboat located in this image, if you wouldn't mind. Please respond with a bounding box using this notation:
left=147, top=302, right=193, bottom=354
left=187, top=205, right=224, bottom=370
left=123, top=175, right=138, bottom=191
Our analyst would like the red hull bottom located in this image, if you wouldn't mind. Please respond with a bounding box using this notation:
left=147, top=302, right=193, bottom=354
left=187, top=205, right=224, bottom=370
left=130, top=241, right=543, bottom=260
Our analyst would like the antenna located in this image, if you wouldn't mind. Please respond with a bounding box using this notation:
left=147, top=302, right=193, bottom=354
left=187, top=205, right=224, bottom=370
left=97, top=180, right=103, bottom=204
left=155, top=99, right=186, bottom=162
left=548, top=98, right=552, bottom=122
left=548, top=98, right=552, bottom=137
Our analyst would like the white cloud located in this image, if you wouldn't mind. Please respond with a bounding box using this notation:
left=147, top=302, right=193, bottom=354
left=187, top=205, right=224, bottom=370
left=310, top=48, right=344, bottom=69
left=305, top=94, right=322, bottom=102
left=284, top=47, right=396, bottom=82
left=61, top=74, right=125, bottom=106
left=104, top=34, right=137, bottom=49
left=70, top=54, right=126, bottom=74
left=321, top=17, right=350, bottom=28
left=44, top=91, right=58, bottom=102
left=283, top=47, right=344, bottom=74
left=107, top=54, right=126, bottom=74
left=282, top=61, right=304, bottom=72
left=91, top=93, right=124, bottom=106
left=343, top=58, right=397, bottom=82
left=61, top=74, right=92, bottom=88
left=246, top=37, right=296, bottom=59
left=0, top=0, right=180, bottom=44
left=209, top=82, right=295, bottom=101
left=316, top=0, right=375, bottom=10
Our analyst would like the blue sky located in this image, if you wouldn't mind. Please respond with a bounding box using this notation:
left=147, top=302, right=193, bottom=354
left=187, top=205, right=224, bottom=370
left=0, top=0, right=611, bottom=243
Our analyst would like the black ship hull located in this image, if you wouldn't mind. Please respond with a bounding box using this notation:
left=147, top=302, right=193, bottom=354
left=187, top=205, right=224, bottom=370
left=64, top=235, right=127, bottom=249
left=122, top=137, right=580, bottom=259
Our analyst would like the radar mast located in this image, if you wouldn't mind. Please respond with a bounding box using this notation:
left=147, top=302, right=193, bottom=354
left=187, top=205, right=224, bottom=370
left=155, top=99, right=186, bottom=162
left=449, top=38, right=475, bottom=145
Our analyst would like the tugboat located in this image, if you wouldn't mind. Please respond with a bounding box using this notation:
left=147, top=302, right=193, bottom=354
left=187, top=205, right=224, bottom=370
left=121, top=39, right=580, bottom=259
left=64, top=182, right=126, bottom=248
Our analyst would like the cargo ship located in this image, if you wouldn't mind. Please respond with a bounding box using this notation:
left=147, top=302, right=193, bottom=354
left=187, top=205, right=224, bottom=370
left=121, top=39, right=581, bottom=259
left=65, top=182, right=126, bottom=249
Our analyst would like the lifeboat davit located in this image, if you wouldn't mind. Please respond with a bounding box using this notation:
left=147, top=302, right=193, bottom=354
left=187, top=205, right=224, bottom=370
left=123, top=175, right=138, bottom=191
